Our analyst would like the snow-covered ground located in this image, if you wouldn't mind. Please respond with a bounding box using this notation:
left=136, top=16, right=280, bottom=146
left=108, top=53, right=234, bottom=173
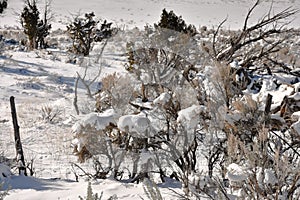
left=0, top=0, right=300, bottom=199
left=2, top=0, right=300, bottom=30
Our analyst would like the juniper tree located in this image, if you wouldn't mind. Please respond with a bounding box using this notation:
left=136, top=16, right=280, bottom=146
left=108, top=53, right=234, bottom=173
left=20, top=0, right=52, bottom=49
left=155, top=8, right=197, bottom=36
left=67, top=12, right=116, bottom=56
left=0, top=0, right=7, bottom=14
left=94, top=20, right=115, bottom=42
left=67, top=12, right=98, bottom=56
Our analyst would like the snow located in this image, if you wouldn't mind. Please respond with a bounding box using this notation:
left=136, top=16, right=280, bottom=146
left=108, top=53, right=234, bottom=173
left=177, top=104, right=205, bottom=129
left=257, top=168, right=277, bottom=187
left=0, top=164, right=11, bottom=180
left=117, top=113, right=153, bottom=138
left=0, top=0, right=300, bottom=199
left=2, top=176, right=148, bottom=200
left=2, top=0, right=300, bottom=30
left=291, top=119, right=300, bottom=136
left=153, top=92, right=171, bottom=106
left=72, top=109, right=116, bottom=133
left=226, top=163, right=247, bottom=183
left=290, top=92, right=300, bottom=101
left=252, top=77, right=296, bottom=110
left=292, top=111, right=300, bottom=120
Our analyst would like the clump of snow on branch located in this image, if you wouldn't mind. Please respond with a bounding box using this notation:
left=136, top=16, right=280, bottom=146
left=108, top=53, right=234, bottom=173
left=177, top=105, right=205, bottom=130
left=117, top=113, right=153, bottom=138
left=72, top=109, right=116, bottom=134
left=72, top=109, right=116, bottom=153
left=226, top=163, right=247, bottom=184
left=153, top=92, right=171, bottom=107
left=257, top=168, right=277, bottom=188
left=291, top=119, right=300, bottom=136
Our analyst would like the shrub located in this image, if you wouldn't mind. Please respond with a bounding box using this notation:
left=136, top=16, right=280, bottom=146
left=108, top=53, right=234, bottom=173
left=124, top=9, right=199, bottom=83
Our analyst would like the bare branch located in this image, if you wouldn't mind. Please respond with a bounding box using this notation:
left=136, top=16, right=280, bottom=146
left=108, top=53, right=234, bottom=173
left=73, top=76, right=80, bottom=115
left=212, top=18, right=227, bottom=58
left=243, top=0, right=260, bottom=31
left=214, top=3, right=298, bottom=68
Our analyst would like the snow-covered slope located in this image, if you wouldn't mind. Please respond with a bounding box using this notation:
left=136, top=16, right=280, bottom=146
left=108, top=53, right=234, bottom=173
left=1, top=0, right=300, bottom=30
left=0, top=0, right=300, bottom=200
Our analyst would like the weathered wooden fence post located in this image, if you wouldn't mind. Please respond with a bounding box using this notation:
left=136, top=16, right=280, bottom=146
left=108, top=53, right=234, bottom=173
left=10, top=96, right=27, bottom=176
left=264, top=93, right=273, bottom=115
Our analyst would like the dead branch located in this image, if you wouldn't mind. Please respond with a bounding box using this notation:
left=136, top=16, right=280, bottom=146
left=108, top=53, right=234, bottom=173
left=243, top=0, right=260, bottom=31
left=213, top=0, right=298, bottom=68
left=270, top=130, right=300, bottom=157
left=73, top=75, right=80, bottom=115
left=73, top=38, right=109, bottom=113
left=287, top=172, right=300, bottom=199
left=212, top=18, right=227, bottom=58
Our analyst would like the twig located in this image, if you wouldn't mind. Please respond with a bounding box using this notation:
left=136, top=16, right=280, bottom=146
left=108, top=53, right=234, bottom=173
left=243, top=0, right=260, bottom=31
left=212, top=18, right=227, bottom=58
left=71, top=162, right=94, bottom=179
left=270, top=130, right=300, bottom=157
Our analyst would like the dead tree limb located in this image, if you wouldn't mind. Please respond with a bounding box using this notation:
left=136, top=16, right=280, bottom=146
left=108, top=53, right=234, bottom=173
left=212, top=0, right=298, bottom=69
left=211, top=18, right=227, bottom=58
left=243, top=0, right=260, bottom=31
left=72, top=38, right=109, bottom=113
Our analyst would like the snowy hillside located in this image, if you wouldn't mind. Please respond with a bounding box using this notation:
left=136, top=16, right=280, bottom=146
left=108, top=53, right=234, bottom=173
left=1, top=0, right=300, bottom=200
left=2, top=0, right=300, bottom=29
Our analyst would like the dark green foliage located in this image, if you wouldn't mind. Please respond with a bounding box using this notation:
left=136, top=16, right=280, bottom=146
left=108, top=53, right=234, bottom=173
left=94, top=20, right=115, bottom=42
left=0, top=0, right=7, bottom=14
left=20, top=0, right=51, bottom=49
left=21, top=0, right=39, bottom=47
left=67, top=12, right=98, bottom=56
left=67, top=12, right=116, bottom=56
left=36, top=18, right=51, bottom=48
left=155, top=8, right=197, bottom=36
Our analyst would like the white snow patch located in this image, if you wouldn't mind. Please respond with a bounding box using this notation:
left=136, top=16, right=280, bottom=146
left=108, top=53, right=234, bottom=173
left=226, top=163, right=247, bottom=183
left=3, top=176, right=164, bottom=200
left=72, top=109, right=116, bottom=134
left=253, top=78, right=296, bottom=109
left=291, top=119, right=300, bottom=136
left=257, top=168, right=277, bottom=187
left=225, top=111, right=243, bottom=125
left=177, top=105, right=205, bottom=129
left=153, top=92, right=171, bottom=106
left=230, top=60, right=239, bottom=69
left=271, top=114, right=285, bottom=123
left=261, top=77, right=278, bottom=92
left=292, top=111, right=300, bottom=120
left=290, top=92, right=300, bottom=101
left=117, top=113, right=152, bottom=137
left=294, top=82, right=300, bottom=92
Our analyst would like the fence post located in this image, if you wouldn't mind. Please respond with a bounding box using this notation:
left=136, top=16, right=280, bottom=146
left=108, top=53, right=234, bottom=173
left=10, top=96, right=27, bottom=176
